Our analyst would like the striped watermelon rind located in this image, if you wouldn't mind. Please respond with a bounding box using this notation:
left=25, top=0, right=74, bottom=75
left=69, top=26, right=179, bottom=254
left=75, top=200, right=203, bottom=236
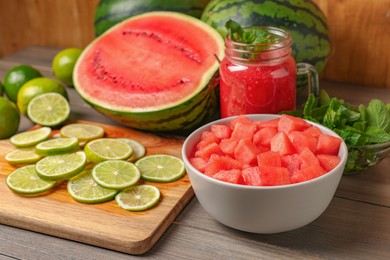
left=201, top=0, right=331, bottom=73
left=95, top=0, right=211, bottom=36
left=74, top=12, right=224, bottom=134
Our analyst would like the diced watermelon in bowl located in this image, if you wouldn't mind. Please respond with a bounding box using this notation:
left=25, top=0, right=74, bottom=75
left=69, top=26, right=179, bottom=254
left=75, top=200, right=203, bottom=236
left=182, top=114, right=348, bottom=234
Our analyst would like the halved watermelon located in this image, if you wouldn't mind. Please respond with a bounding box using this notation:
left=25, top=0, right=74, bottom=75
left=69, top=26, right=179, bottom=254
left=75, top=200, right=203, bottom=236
left=74, top=11, right=224, bottom=133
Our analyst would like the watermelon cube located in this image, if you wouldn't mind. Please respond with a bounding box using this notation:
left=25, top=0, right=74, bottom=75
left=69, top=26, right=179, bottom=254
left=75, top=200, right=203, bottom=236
left=278, top=114, right=311, bottom=134
left=257, top=151, right=281, bottom=167
left=270, top=132, right=296, bottom=156
left=316, top=134, right=342, bottom=155
left=317, top=154, right=341, bottom=172
left=231, top=115, right=254, bottom=129
left=210, top=124, right=232, bottom=140
left=204, top=155, right=243, bottom=176
left=219, top=138, right=238, bottom=156
left=281, top=154, right=302, bottom=175
left=196, top=130, right=220, bottom=150
left=288, top=131, right=318, bottom=153
left=296, top=164, right=327, bottom=182
left=212, top=169, right=242, bottom=184
left=242, top=167, right=262, bottom=186
left=303, top=125, right=323, bottom=137
left=259, top=166, right=291, bottom=186
left=253, top=127, right=278, bottom=148
left=189, top=157, right=208, bottom=173
left=289, top=171, right=307, bottom=184
left=234, top=139, right=261, bottom=165
left=255, top=118, right=280, bottom=129
left=230, top=121, right=257, bottom=141
left=195, top=142, right=223, bottom=160
left=299, top=147, right=320, bottom=169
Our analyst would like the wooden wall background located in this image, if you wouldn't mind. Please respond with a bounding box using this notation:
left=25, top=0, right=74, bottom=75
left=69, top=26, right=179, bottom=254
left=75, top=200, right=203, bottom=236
left=0, top=0, right=389, bottom=89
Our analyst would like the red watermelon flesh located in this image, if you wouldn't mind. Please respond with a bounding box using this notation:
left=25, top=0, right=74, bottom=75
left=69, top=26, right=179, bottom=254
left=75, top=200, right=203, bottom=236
left=76, top=13, right=222, bottom=110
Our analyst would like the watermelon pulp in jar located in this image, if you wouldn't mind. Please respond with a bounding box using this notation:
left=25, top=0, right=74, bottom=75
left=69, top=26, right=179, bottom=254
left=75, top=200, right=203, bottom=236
left=219, top=26, right=297, bottom=117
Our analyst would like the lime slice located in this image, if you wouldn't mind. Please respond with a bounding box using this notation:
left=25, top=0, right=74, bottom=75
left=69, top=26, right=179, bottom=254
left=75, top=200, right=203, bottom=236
left=135, top=154, right=185, bottom=182
left=6, top=165, right=56, bottom=194
left=5, top=148, right=43, bottom=165
left=117, top=138, right=146, bottom=162
left=115, top=184, right=160, bottom=211
left=35, top=137, right=79, bottom=156
left=60, top=123, right=105, bottom=142
left=35, top=151, right=87, bottom=181
left=27, top=92, right=70, bottom=127
left=10, top=127, right=52, bottom=147
left=84, top=138, right=133, bottom=164
left=67, top=169, right=117, bottom=204
left=92, top=160, right=140, bottom=190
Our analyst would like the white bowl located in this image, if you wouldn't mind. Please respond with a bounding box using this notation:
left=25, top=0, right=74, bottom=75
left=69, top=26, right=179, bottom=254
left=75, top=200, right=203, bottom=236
left=182, top=114, right=348, bottom=234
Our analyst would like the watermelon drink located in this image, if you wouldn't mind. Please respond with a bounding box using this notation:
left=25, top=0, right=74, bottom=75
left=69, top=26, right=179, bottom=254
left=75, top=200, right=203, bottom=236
left=219, top=25, right=318, bottom=117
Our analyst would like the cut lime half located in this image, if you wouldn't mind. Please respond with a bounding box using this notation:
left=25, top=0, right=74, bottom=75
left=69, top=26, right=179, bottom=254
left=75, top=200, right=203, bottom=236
left=67, top=169, right=117, bottom=204
left=5, top=148, right=43, bottom=165
left=10, top=127, right=52, bottom=148
left=60, top=123, right=105, bottom=142
left=35, top=137, right=79, bottom=156
left=117, top=138, right=146, bottom=162
left=84, top=138, right=133, bottom=164
left=92, top=160, right=140, bottom=190
left=27, top=92, right=70, bottom=127
left=6, top=165, right=56, bottom=194
left=135, top=154, right=185, bottom=182
left=35, top=151, right=87, bottom=181
left=115, top=184, right=160, bottom=211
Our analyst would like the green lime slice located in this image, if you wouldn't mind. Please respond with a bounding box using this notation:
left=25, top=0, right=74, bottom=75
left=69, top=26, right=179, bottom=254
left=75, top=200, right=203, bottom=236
left=35, top=151, right=87, bottom=181
left=35, top=137, right=79, bottom=156
left=5, top=148, right=43, bottom=165
left=84, top=138, right=133, bottom=164
left=6, top=165, right=56, bottom=194
left=92, top=160, right=140, bottom=190
left=115, top=184, right=160, bottom=211
left=67, top=169, right=117, bottom=204
left=117, top=138, right=146, bottom=162
left=10, top=127, right=52, bottom=147
left=27, top=92, right=70, bottom=127
left=135, top=154, right=185, bottom=182
left=60, top=123, right=105, bottom=142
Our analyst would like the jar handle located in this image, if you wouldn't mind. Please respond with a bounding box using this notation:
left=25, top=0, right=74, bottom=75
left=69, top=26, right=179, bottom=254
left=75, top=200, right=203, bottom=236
left=296, top=63, right=320, bottom=97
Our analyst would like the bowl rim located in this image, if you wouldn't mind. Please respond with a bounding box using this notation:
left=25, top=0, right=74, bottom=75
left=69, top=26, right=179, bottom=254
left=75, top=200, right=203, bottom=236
left=182, top=114, right=348, bottom=190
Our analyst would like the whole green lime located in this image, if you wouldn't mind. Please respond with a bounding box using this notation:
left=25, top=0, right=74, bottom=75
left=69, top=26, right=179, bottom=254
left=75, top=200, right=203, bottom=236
left=17, top=77, right=68, bottom=116
left=3, top=65, right=42, bottom=102
left=0, top=97, right=20, bottom=139
left=52, top=48, right=83, bottom=86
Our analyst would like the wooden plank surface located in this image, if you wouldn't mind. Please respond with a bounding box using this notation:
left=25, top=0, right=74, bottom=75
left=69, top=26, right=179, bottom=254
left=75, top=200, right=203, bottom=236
left=0, top=121, right=193, bottom=255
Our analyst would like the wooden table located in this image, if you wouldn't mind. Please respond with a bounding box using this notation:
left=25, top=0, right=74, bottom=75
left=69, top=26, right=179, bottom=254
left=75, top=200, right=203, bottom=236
left=0, top=46, right=389, bottom=259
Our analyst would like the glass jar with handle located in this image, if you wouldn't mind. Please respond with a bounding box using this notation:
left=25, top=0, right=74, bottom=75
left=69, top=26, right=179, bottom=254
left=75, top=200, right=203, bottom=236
left=219, top=26, right=319, bottom=118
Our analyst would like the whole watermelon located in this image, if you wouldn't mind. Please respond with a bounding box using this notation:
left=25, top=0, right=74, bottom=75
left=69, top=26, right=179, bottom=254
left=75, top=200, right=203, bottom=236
left=95, top=0, right=211, bottom=36
left=201, top=0, right=331, bottom=73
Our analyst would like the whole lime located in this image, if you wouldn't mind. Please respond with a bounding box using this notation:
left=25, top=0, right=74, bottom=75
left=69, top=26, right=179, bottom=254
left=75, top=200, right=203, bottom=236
left=52, top=48, right=83, bottom=86
left=3, top=65, right=42, bottom=102
left=0, top=97, right=20, bottom=139
left=17, top=77, right=68, bottom=116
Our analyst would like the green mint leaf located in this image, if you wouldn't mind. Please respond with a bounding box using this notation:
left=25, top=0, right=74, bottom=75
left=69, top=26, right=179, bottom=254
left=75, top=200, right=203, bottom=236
left=365, top=126, right=390, bottom=143
left=366, top=99, right=390, bottom=132
left=225, top=20, right=244, bottom=43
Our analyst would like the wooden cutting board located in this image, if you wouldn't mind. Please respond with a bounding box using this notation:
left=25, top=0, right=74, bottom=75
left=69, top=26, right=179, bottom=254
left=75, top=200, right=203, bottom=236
left=0, top=121, right=193, bottom=255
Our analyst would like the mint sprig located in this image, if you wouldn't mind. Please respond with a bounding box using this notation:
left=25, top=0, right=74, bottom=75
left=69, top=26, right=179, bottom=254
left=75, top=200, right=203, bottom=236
left=283, top=90, right=390, bottom=172
left=225, top=20, right=279, bottom=45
